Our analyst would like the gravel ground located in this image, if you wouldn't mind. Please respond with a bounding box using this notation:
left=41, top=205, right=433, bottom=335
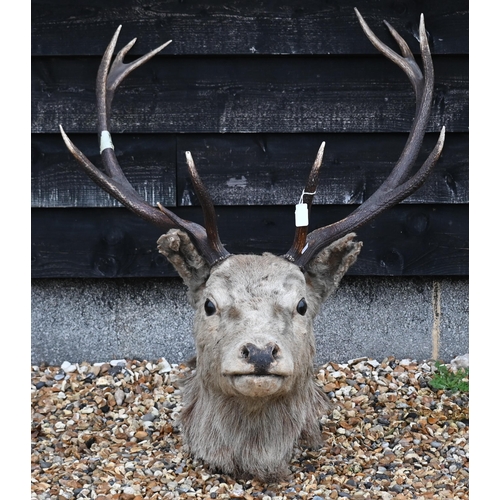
left=31, top=357, right=469, bottom=500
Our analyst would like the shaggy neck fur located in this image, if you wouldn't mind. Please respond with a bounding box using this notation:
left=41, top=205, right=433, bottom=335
left=180, top=371, right=330, bottom=482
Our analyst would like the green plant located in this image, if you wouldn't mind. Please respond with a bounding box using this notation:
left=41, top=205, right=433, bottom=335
left=429, top=361, right=469, bottom=392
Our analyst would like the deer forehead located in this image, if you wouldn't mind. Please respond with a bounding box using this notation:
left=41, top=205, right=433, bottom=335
left=204, top=254, right=306, bottom=307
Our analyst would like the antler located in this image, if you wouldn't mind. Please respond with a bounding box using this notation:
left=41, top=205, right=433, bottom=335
left=284, top=9, right=446, bottom=268
left=59, top=26, right=230, bottom=267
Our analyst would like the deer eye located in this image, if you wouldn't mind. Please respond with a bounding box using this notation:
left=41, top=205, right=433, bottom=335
left=204, top=299, right=217, bottom=316
left=296, top=298, right=308, bottom=316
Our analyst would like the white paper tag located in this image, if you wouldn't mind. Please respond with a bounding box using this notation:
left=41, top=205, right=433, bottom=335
left=100, top=130, right=114, bottom=153
left=295, top=203, right=309, bottom=227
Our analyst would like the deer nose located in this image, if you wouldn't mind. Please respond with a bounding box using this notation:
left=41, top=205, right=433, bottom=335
left=240, top=343, right=280, bottom=374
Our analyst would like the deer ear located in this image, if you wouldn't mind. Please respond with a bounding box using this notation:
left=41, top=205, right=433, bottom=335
left=157, top=229, right=211, bottom=305
left=303, top=233, right=362, bottom=306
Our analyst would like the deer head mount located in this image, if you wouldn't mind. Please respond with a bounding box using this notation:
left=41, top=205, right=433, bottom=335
left=60, top=9, right=445, bottom=482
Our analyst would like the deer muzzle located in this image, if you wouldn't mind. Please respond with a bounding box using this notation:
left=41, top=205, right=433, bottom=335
left=221, top=338, right=294, bottom=398
left=240, top=342, right=280, bottom=375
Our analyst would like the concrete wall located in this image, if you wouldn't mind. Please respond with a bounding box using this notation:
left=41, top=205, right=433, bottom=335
left=31, top=276, right=468, bottom=366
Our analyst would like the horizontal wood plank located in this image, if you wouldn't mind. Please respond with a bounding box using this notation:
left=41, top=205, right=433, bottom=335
left=32, top=132, right=468, bottom=208
left=31, top=205, right=468, bottom=278
left=31, top=1, right=469, bottom=279
left=32, top=134, right=177, bottom=207
left=32, top=55, right=468, bottom=134
left=32, top=0, right=469, bottom=56
left=176, top=133, right=468, bottom=206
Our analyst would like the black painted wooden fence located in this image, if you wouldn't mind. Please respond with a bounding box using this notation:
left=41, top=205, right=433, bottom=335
left=31, top=0, right=469, bottom=278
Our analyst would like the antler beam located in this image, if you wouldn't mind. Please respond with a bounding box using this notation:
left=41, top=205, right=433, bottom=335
left=284, top=9, right=445, bottom=268
left=60, top=26, right=230, bottom=267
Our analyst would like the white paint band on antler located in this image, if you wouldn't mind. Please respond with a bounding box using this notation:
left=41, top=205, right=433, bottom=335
left=99, top=130, right=114, bottom=153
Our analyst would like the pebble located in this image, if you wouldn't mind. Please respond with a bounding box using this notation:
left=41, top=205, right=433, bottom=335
left=110, top=359, right=127, bottom=367
left=61, top=361, right=77, bottom=373
left=142, top=412, right=158, bottom=422
left=135, top=430, right=148, bottom=440
left=158, top=358, right=173, bottom=374
left=450, top=353, right=469, bottom=372
left=31, top=357, right=468, bottom=499
left=114, top=388, right=125, bottom=406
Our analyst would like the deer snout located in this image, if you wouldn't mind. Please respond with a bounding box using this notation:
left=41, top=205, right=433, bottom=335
left=240, top=343, right=280, bottom=375
left=221, top=339, right=293, bottom=396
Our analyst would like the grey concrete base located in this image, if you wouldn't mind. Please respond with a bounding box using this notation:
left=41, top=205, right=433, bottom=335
left=31, top=276, right=468, bottom=366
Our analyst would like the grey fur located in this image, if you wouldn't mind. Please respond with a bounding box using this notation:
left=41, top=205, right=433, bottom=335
left=157, top=230, right=362, bottom=481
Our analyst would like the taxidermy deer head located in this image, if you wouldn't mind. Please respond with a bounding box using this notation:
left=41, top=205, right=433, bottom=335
left=60, top=9, right=445, bottom=481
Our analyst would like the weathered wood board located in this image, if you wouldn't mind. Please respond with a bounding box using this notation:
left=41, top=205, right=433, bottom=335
left=31, top=0, right=469, bottom=278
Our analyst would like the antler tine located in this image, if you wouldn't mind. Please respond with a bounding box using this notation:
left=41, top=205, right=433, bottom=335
left=60, top=123, right=200, bottom=231
left=286, top=142, right=325, bottom=260
left=96, top=26, right=171, bottom=179
left=185, top=151, right=230, bottom=258
left=108, top=35, right=172, bottom=95
left=284, top=9, right=445, bottom=268
left=354, top=8, right=433, bottom=187
left=60, top=27, right=231, bottom=267
left=354, top=8, right=422, bottom=96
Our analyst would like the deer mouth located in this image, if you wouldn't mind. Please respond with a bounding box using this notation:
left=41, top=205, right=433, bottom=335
left=226, top=373, right=290, bottom=397
left=230, top=373, right=285, bottom=379
left=223, top=368, right=289, bottom=379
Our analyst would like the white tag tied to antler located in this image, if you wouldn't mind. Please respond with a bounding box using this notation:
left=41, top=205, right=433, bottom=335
left=295, top=189, right=316, bottom=227
left=99, top=130, right=114, bottom=154
left=295, top=203, right=308, bottom=227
